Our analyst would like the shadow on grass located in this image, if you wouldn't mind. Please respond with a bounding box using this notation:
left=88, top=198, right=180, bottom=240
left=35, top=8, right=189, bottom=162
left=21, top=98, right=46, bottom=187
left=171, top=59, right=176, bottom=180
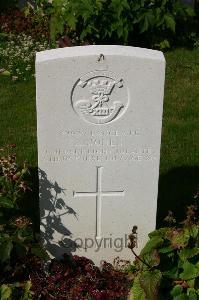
left=157, top=166, right=199, bottom=228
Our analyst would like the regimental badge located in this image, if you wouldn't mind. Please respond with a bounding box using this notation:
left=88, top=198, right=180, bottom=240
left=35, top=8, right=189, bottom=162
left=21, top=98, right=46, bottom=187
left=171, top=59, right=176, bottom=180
left=71, top=69, right=129, bottom=125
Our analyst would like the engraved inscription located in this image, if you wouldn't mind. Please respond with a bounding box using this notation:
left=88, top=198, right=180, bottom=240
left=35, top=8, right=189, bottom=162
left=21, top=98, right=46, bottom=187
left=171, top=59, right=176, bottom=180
left=71, top=70, right=129, bottom=124
left=44, top=148, right=155, bottom=163
left=73, top=167, right=125, bottom=238
left=42, top=129, right=156, bottom=163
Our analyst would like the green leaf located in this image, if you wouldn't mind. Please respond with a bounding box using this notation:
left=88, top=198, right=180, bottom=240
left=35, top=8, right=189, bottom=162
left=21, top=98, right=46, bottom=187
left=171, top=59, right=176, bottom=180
left=139, top=15, right=149, bottom=33
left=66, top=14, right=77, bottom=29
left=180, top=261, right=199, bottom=280
left=0, top=197, right=14, bottom=208
left=0, top=284, right=12, bottom=300
left=170, top=229, right=190, bottom=249
left=13, top=226, right=33, bottom=243
left=171, top=285, right=183, bottom=297
left=131, top=275, right=146, bottom=300
left=31, top=244, right=49, bottom=260
left=142, top=250, right=160, bottom=268
left=170, top=285, right=189, bottom=300
left=173, top=295, right=188, bottom=300
left=140, top=237, right=163, bottom=255
left=164, top=14, right=176, bottom=33
left=178, top=248, right=199, bottom=261
left=187, top=279, right=195, bottom=288
left=187, top=288, right=199, bottom=300
left=148, top=249, right=160, bottom=267
left=158, top=39, right=170, bottom=50
left=148, top=228, right=168, bottom=238
left=0, top=32, right=8, bottom=38
left=21, top=281, right=33, bottom=300
left=0, top=240, right=13, bottom=263
left=185, top=6, right=195, bottom=17
left=117, top=26, right=124, bottom=39
left=158, top=246, right=173, bottom=253
left=139, top=269, right=162, bottom=300
left=170, top=285, right=188, bottom=300
left=0, top=70, right=11, bottom=76
left=163, top=267, right=178, bottom=279
left=50, top=15, right=65, bottom=42
left=189, top=225, right=198, bottom=239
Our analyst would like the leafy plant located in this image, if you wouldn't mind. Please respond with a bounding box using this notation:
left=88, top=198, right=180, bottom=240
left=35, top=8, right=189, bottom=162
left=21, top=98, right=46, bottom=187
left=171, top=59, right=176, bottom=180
left=129, top=200, right=199, bottom=299
left=36, top=0, right=195, bottom=48
left=0, top=145, right=35, bottom=298
left=0, top=145, right=31, bottom=262
left=0, top=281, right=33, bottom=300
left=0, top=145, right=50, bottom=299
left=0, top=145, right=47, bottom=283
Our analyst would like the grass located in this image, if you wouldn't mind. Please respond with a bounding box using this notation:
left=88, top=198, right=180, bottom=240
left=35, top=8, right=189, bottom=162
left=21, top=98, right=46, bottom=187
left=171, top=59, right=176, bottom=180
left=0, top=48, right=199, bottom=224
left=160, top=48, right=199, bottom=172
left=0, top=78, right=37, bottom=165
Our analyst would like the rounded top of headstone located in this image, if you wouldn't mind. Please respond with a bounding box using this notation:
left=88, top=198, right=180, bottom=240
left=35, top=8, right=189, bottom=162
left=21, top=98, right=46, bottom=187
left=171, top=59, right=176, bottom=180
left=36, top=45, right=165, bottom=64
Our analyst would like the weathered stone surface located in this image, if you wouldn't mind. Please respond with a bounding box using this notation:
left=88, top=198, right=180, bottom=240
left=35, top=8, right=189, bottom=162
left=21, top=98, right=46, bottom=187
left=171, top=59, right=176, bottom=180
left=36, top=45, right=165, bottom=265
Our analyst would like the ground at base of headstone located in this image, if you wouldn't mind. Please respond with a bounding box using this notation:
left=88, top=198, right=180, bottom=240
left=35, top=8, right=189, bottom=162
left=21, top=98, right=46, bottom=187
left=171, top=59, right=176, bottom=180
left=12, top=254, right=132, bottom=300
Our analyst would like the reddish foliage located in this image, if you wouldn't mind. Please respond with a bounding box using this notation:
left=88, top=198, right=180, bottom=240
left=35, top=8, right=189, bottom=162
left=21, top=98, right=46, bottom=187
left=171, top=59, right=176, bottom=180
left=57, top=35, right=72, bottom=48
left=0, top=9, right=75, bottom=47
left=28, top=254, right=130, bottom=300
left=0, top=9, right=49, bottom=39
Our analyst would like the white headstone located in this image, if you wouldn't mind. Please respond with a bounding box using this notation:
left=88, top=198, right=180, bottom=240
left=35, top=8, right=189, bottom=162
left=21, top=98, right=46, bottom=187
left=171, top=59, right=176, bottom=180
left=36, top=45, right=165, bottom=265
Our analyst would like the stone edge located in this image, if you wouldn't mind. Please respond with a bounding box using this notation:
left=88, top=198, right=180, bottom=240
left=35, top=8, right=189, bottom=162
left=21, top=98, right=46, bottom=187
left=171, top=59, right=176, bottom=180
left=36, top=45, right=165, bottom=64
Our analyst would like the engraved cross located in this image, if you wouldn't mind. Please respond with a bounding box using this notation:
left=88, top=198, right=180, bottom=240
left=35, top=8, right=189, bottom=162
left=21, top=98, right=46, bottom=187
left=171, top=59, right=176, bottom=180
left=73, top=166, right=125, bottom=239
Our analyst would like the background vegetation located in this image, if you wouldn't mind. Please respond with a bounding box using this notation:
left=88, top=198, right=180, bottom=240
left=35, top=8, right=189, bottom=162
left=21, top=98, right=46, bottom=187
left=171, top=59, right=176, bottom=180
left=0, top=1, right=198, bottom=299
left=32, top=0, right=198, bottom=49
